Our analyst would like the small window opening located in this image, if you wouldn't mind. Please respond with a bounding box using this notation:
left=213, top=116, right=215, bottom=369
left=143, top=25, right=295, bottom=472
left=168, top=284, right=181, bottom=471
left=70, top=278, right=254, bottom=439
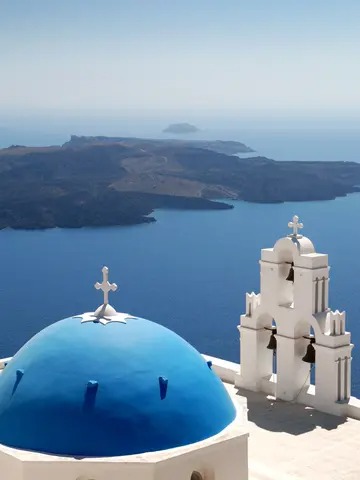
left=191, top=472, right=203, bottom=480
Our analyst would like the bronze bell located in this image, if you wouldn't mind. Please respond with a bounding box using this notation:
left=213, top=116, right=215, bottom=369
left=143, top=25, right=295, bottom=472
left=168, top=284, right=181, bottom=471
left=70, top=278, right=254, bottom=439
left=302, top=338, right=316, bottom=364
left=266, top=329, right=277, bottom=351
left=286, top=262, right=295, bottom=282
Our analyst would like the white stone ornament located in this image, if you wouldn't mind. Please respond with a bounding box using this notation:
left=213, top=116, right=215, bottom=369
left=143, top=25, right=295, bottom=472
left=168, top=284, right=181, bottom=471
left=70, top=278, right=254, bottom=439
left=77, top=309, right=135, bottom=326
left=75, top=266, right=136, bottom=325
left=288, top=215, right=303, bottom=238
left=95, top=266, right=117, bottom=305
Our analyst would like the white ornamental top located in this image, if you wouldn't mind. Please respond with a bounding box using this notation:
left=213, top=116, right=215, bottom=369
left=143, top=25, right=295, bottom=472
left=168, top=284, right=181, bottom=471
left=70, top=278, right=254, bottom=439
left=95, top=266, right=117, bottom=305
left=75, top=266, right=136, bottom=325
left=288, top=215, right=303, bottom=238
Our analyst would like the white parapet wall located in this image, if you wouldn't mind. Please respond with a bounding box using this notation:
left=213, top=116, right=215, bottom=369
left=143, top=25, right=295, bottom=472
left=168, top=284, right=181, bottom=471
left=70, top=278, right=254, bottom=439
left=0, top=357, right=12, bottom=370
left=202, top=355, right=240, bottom=385
left=201, top=355, right=360, bottom=421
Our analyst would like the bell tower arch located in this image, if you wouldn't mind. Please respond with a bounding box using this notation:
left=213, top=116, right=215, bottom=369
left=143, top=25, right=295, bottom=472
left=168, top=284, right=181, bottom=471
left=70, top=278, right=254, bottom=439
left=236, top=216, right=353, bottom=414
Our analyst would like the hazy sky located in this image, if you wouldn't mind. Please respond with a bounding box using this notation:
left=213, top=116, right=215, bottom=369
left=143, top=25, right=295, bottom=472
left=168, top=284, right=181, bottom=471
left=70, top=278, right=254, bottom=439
left=1, top=1, right=360, bottom=113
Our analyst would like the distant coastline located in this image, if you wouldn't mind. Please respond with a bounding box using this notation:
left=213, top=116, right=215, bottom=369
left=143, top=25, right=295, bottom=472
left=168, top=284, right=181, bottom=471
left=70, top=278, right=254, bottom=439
left=0, top=134, right=360, bottom=230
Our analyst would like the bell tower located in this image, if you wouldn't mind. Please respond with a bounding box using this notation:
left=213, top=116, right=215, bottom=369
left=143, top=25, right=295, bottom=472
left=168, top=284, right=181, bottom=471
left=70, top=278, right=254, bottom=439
left=235, top=216, right=354, bottom=416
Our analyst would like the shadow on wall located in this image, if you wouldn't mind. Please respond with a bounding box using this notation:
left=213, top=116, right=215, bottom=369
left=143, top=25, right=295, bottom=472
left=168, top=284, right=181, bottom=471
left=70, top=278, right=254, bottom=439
left=236, top=387, right=346, bottom=435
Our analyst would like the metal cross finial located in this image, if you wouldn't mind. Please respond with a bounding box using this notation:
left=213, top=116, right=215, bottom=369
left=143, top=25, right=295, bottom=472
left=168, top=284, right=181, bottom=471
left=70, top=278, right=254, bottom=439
left=95, top=266, right=118, bottom=305
left=288, top=215, right=303, bottom=237
left=75, top=266, right=136, bottom=325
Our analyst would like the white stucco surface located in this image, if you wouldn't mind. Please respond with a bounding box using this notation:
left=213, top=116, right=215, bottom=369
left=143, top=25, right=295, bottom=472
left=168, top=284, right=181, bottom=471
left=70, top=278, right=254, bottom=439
left=237, top=223, right=354, bottom=417
left=224, top=384, right=360, bottom=480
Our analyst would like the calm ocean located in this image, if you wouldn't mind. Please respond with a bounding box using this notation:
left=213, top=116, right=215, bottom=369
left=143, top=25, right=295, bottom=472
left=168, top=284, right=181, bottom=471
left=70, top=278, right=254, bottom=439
left=0, top=124, right=359, bottom=394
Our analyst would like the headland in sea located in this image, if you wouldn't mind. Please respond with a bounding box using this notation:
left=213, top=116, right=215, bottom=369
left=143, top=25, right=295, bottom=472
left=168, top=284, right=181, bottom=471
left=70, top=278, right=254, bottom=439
left=0, top=133, right=360, bottom=229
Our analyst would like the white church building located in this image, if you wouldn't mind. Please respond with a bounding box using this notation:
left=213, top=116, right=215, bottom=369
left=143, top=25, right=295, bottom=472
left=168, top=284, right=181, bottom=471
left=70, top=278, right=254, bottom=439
left=0, top=216, right=359, bottom=480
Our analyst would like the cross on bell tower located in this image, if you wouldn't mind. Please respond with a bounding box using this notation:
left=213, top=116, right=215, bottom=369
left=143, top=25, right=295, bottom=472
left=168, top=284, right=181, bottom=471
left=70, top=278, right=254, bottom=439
left=288, top=215, right=303, bottom=238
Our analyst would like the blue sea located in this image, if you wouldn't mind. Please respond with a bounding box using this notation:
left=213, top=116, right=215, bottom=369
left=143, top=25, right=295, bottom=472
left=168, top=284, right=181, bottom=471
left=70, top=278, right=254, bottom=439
left=0, top=121, right=360, bottom=395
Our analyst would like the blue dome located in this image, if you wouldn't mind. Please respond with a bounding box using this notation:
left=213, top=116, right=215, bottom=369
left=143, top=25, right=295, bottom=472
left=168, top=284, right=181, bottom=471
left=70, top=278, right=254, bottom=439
left=0, top=316, right=235, bottom=457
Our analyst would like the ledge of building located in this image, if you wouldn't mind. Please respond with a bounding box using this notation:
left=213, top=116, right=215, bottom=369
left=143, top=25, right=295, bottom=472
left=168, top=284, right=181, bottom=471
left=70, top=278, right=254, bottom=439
left=202, top=354, right=240, bottom=384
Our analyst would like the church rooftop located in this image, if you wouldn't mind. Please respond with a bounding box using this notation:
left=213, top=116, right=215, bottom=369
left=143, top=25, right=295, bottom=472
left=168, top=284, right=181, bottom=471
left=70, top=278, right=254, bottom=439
left=226, top=384, right=360, bottom=480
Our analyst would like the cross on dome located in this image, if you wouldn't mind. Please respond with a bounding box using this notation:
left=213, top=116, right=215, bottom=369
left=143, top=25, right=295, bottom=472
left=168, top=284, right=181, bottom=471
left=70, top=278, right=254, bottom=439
left=75, top=266, right=136, bottom=325
left=95, top=266, right=117, bottom=305
left=288, top=215, right=303, bottom=238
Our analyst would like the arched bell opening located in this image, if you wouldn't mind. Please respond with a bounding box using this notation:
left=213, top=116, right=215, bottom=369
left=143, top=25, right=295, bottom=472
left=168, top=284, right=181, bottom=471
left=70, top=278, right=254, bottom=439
left=304, top=326, right=316, bottom=387
left=265, top=319, right=277, bottom=375
left=278, top=254, right=296, bottom=308
left=252, top=313, right=277, bottom=383
left=295, top=322, right=316, bottom=394
left=285, top=318, right=317, bottom=398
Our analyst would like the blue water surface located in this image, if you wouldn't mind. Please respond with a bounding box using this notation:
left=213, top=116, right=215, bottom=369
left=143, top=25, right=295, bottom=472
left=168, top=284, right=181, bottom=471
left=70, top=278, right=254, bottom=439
left=0, top=195, right=360, bottom=395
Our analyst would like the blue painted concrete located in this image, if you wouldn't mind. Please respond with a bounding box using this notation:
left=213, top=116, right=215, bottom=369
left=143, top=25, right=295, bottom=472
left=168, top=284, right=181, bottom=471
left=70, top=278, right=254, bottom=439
left=0, top=317, right=236, bottom=457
